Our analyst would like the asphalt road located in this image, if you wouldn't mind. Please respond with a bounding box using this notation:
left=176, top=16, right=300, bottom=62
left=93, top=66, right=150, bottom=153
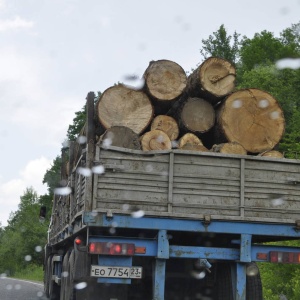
left=0, top=277, right=47, bottom=300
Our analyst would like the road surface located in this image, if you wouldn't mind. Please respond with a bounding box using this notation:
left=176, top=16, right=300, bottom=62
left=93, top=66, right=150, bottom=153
left=0, top=277, right=47, bottom=300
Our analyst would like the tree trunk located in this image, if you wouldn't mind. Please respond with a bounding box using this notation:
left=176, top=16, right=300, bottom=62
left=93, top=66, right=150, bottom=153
left=96, top=84, right=154, bottom=134
left=186, top=57, right=236, bottom=105
left=179, top=97, right=215, bottom=133
left=100, top=126, right=141, bottom=150
left=143, top=59, right=187, bottom=115
left=216, top=88, right=285, bottom=153
left=178, top=133, right=203, bottom=149
left=140, top=130, right=172, bottom=151
left=151, top=115, right=179, bottom=141
left=211, top=142, right=247, bottom=155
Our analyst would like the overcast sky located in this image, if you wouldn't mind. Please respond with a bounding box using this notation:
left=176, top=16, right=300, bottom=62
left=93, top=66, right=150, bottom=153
left=0, top=0, right=299, bottom=226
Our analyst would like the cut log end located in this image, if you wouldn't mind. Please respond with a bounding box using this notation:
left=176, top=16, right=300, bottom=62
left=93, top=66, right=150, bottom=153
left=151, top=115, right=179, bottom=141
left=178, top=133, right=203, bottom=149
left=97, top=84, right=154, bottom=135
left=218, top=88, right=285, bottom=153
left=211, top=142, right=247, bottom=155
left=141, top=130, right=172, bottom=151
left=144, top=60, right=187, bottom=101
left=180, top=143, right=209, bottom=152
left=258, top=150, right=284, bottom=158
left=181, top=98, right=215, bottom=133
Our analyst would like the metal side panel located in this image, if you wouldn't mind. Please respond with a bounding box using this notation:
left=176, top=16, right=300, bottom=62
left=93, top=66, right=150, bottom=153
left=93, top=146, right=300, bottom=223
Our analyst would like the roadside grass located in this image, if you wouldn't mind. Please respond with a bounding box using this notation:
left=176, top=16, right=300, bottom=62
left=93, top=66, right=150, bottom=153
left=12, top=264, right=43, bottom=282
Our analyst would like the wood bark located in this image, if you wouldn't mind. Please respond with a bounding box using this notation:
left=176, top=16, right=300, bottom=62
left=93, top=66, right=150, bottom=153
left=211, top=142, right=247, bottom=155
left=180, top=97, right=215, bottom=133
left=143, top=59, right=187, bottom=115
left=216, top=88, right=285, bottom=153
left=140, top=130, right=172, bottom=151
left=178, top=133, right=203, bottom=149
left=151, top=115, right=179, bottom=141
left=186, top=57, right=236, bottom=105
left=100, top=126, right=141, bottom=150
left=97, top=84, right=154, bottom=134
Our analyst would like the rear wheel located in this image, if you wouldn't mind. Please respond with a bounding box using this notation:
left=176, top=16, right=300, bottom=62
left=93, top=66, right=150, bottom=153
left=215, top=263, right=262, bottom=300
left=49, top=256, right=60, bottom=300
left=60, top=251, right=70, bottom=300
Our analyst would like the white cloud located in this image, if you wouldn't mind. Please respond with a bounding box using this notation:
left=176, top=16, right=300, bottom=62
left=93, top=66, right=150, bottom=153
left=0, top=15, right=34, bottom=32
left=0, top=156, right=51, bottom=227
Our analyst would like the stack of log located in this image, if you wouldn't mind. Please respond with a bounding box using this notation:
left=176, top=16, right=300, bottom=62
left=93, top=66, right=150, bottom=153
left=96, top=57, right=285, bottom=157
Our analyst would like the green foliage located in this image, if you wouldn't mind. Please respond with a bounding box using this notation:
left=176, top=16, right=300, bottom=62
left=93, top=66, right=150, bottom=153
left=13, top=264, right=44, bottom=282
left=0, top=188, right=48, bottom=275
left=200, top=24, right=241, bottom=64
left=42, top=156, right=62, bottom=195
left=67, top=105, right=86, bottom=141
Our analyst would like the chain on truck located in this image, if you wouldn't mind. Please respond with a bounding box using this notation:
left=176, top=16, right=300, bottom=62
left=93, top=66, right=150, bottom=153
left=41, top=92, right=300, bottom=300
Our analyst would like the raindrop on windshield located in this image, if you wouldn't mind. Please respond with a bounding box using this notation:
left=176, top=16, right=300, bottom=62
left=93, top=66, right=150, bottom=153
left=246, top=263, right=259, bottom=276
left=145, top=164, right=153, bottom=172
left=258, top=99, right=269, bottom=108
left=77, top=167, right=92, bottom=177
left=54, top=186, right=72, bottom=196
left=6, top=284, right=12, bottom=290
left=157, top=135, right=164, bottom=143
left=102, top=137, right=113, bottom=148
left=172, top=140, right=179, bottom=148
left=123, top=74, right=145, bottom=90
left=191, top=270, right=206, bottom=279
left=37, top=291, right=44, bottom=297
left=270, top=111, right=280, bottom=120
left=276, top=58, right=300, bottom=70
left=75, top=282, right=87, bottom=290
left=270, top=194, right=285, bottom=206
left=62, top=271, right=69, bottom=278
left=35, top=245, right=42, bottom=252
left=122, top=204, right=130, bottom=211
left=25, top=255, right=32, bottom=262
left=131, top=208, right=145, bottom=218
left=92, top=165, right=105, bottom=174
left=77, top=135, right=87, bottom=144
left=62, top=140, right=70, bottom=148
left=0, top=273, right=7, bottom=278
left=14, top=284, right=21, bottom=290
left=232, top=99, right=242, bottom=108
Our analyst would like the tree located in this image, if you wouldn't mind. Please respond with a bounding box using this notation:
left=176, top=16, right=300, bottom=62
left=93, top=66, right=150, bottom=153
left=199, top=24, right=241, bottom=64
left=43, top=156, right=62, bottom=195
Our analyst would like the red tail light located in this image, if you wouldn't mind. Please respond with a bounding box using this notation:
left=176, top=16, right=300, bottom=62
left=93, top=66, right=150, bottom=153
left=270, top=251, right=300, bottom=264
left=89, top=242, right=135, bottom=256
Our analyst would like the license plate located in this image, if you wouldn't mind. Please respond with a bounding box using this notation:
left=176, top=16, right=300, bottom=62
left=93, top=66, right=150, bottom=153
left=91, top=265, right=143, bottom=279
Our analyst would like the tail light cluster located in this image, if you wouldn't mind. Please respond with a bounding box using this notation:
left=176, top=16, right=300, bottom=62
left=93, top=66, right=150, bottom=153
left=270, top=251, right=300, bottom=264
left=89, top=242, right=135, bottom=256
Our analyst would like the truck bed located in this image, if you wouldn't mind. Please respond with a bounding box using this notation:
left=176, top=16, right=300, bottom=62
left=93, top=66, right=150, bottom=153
left=92, top=145, right=300, bottom=224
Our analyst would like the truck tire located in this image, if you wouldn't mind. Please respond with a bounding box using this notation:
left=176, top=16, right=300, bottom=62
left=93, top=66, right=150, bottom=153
left=49, top=256, right=60, bottom=300
left=67, top=250, right=76, bottom=300
left=60, top=251, right=70, bottom=300
left=215, top=263, right=262, bottom=300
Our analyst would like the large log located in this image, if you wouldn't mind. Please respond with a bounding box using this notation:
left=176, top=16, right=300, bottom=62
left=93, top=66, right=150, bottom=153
left=179, top=97, right=215, bottom=133
left=140, top=130, right=172, bottom=151
left=186, top=57, right=236, bottom=105
left=211, top=142, right=247, bottom=155
left=96, top=84, right=154, bottom=134
left=216, top=88, right=285, bottom=153
left=178, top=133, right=203, bottom=148
left=143, top=59, right=187, bottom=115
left=258, top=150, right=284, bottom=158
left=100, top=126, right=141, bottom=150
left=151, top=115, right=179, bottom=141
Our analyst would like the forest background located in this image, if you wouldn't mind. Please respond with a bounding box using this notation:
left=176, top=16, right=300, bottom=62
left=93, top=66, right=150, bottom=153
left=0, top=22, right=300, bottom=300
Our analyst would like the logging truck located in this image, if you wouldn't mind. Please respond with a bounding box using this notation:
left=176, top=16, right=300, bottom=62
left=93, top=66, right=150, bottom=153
left=43, top=58, right=300, bottom=300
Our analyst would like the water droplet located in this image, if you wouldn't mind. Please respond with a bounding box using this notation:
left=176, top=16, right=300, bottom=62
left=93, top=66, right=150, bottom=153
left=270, top=111, right=280, bottom=119
left=54, top=187, right=72, bottom=195
left=172, top=140, right=179, bottom=148
left=276, top=58, right=300, bottom=69
left=92, top=165, right=105, bottom=174
left=145, top=164, right=153, bottom=172
left=109, top=227, right=116, bottom=234
left=14, top=284, right=21, bottom=290
left=37, top=291, right=44, bottom=297
left=122, top=204, right=130, bottom=211
left=91, top=210, right=98, bottom=217
left=111, top=221, right=118, bottom=228
left=62, top=140, right=70, bottom=148
left=77, top=167, right=92, bottom=177
left=62, top=271, right=69, bottom=278
left=246, top=263, right=259, bottom=276
left=102, top=137, right=113, bottom=148
left=1, top=273, right=7, bottom=278
left=271, top=195, right=285, bottom=206
left=35, top=246, right=42, bottom=252
left=25, top=255, right=32, bottom=262
left=157, top=135, right=164, bottom=143
left=77, top=135, right=87, bottom=144
left=160, top=171, right=168, bottom=177
left=6, top=284, right=13, bottom=290
left=131, top=209, right=145, bottom=218
left=75, top=282, right=87, bottom=290
left=258, top=99, right=269, bottom=108
left=123, top=74, right=145, bottom=90
left=191, top=270, right=206, bottom=279
left=232, top=99, right=242, bottom=108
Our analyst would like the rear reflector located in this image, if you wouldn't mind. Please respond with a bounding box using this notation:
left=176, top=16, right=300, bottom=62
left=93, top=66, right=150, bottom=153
left=89, top=242, right=135, bottom=256
left=270, top=251, right=300, bottom=264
